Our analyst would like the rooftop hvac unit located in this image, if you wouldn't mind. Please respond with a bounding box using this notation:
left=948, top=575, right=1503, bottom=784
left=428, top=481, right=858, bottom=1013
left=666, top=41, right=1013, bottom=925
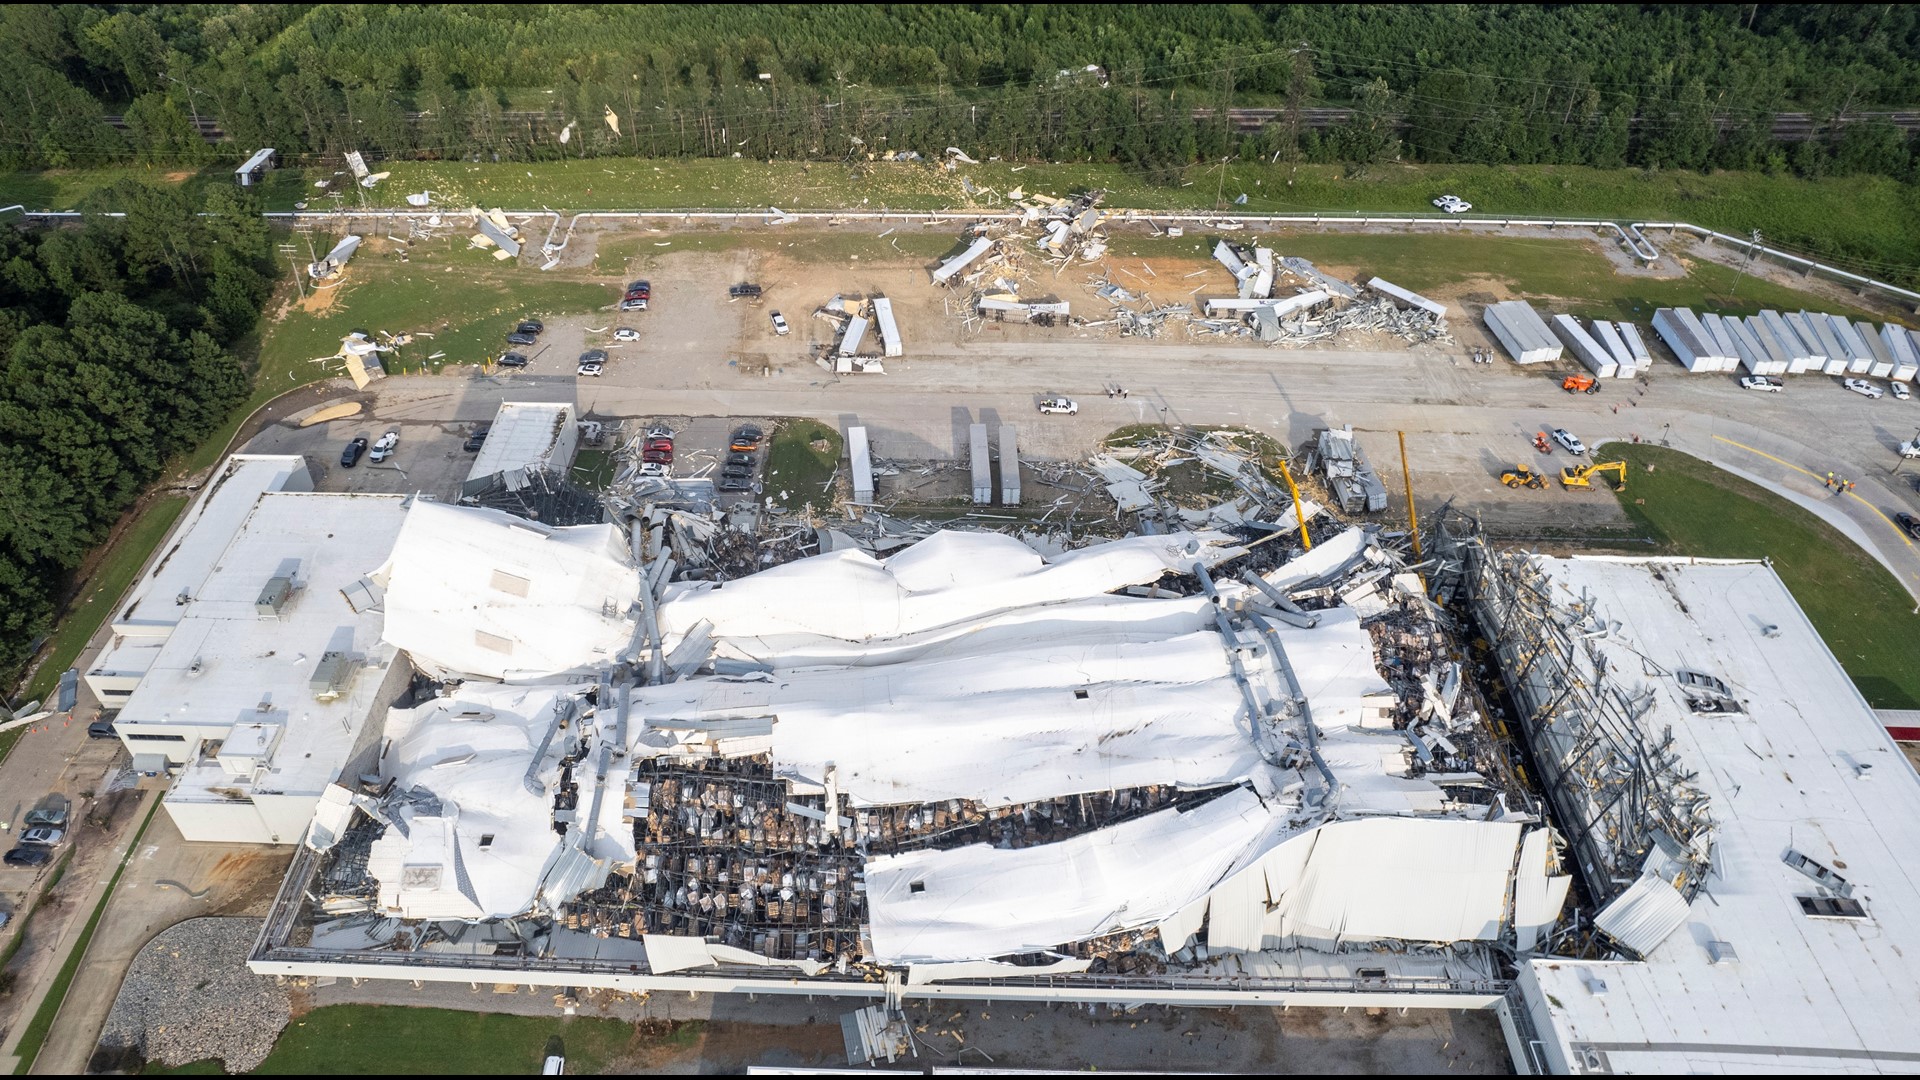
left=256, top=575, right=293, bottom=617
left=309, top=651, right=363, bottom=703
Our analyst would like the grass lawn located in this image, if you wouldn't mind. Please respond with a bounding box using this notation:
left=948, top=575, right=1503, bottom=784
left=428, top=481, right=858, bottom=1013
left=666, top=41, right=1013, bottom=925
left=1103, top=231, right=1894, bottom=324
left=6, top=159, right=1914, bottom=283
left=145, top=1006, right=659, bottom=1075
left=569, top=447, right=617, bottom=490
left=11, top=794, right=159, bottom=1075
left=1603, top=443, right=1920, bottom=709
left=256, top=238, right=611, bottom=386
left=765, top=419, right=842, bottom=508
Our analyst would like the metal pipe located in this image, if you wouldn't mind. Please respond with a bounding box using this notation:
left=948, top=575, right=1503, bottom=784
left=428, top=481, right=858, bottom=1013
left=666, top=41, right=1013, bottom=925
left=522, top=695, right=574, bottom=796
left=1244, top=610, right=1339, bottom=801
left=1239, top=569, right=1314, bottom=617
left=1248, top=600, right=1320, bottom=629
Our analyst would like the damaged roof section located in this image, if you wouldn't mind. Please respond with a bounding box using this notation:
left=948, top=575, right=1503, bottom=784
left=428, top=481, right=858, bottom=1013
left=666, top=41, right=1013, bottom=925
left=285, top=506, right=1558, bottom=985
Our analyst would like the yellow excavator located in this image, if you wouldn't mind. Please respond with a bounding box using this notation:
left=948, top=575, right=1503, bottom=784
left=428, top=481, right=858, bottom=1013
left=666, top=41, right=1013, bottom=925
left=1561, top=460, right=1628, bottom=490
left=1500, top=463, right=1547, bottom=489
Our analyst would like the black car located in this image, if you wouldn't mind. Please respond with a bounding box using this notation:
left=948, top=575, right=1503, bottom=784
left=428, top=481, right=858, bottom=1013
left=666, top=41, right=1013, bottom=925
left=579, top=349, right=608, bottom=365
left=718, top=473, right=754, bottom=492
left=86, top=718, right=117, bottom=740
left=463, top=427, right=491, bottom=453
left=1898, top=512, right=1920, bottom=540
left=497, top=352, right=529, bottom=369
left=506, top=331, right=537, bottom=346
left=4, top=847, right=51, bottom=868
left=516, top=320, right=543, bottom=336
left=340, top=436, right=369, bottom=468
left=725, top=451, right=756, bottom=468
left=729, top=425, right=764, bottom=452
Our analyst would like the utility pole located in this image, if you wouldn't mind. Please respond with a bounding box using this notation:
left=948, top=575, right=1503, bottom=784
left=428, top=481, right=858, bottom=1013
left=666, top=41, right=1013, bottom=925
left=1284, top=43, right=1313, bottom=188
left=1729, top=229, right=1761, bottom=304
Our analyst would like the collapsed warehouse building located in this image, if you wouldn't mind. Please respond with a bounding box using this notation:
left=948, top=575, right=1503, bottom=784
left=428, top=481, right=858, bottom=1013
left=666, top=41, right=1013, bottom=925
left=253, top=478, right=1565, bottom=1004
left=218, top=427, right=1920, bottom=1072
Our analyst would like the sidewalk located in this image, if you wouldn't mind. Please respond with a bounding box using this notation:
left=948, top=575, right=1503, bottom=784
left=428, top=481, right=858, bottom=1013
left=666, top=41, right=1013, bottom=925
left=0, top=790, right=157, bottom=1073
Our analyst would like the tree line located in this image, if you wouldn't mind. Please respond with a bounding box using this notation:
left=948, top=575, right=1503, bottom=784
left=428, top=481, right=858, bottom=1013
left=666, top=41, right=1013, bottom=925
left=1, top=4, right=1917, bottom=182
left=0, top=181, right=268, bottom=684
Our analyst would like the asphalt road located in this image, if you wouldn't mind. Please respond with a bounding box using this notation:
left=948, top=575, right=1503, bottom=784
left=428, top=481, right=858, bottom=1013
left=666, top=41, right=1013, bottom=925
left=336, top=330, right=1920, bottom=603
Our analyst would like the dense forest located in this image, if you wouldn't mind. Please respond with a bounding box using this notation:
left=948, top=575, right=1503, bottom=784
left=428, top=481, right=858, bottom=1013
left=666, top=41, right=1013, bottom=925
left=0, top=182, right=268, bottom=680
left=2, top=4, right=1918, bottom=180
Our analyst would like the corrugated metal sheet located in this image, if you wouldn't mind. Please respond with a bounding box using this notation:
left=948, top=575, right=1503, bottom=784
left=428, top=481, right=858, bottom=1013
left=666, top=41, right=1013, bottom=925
left=1592, top=873, right=1691, bottom=957
left=1367, top=277, right=1447, bottom=318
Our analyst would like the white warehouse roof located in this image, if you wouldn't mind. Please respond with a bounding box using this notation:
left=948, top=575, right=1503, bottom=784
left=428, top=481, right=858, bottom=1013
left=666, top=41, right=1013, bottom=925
left=467, top=401, right=577, bottom=483
left=1515, top=556, right=1920, bottom=1075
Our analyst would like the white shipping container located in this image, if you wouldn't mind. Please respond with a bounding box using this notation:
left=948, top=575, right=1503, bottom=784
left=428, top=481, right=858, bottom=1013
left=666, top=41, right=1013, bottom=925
left=1855, top=320, right=1894, bottom=378
left=1484, top=301, right=1563, bottom=364
left=1783, top=312, right=1829, bottom=368
left=1827, top=316, right=1872, bottom=374
left=1761, top=310, right=1812, bottom=373
left=1592, top=320, right=1636, bottom=375
left=1617, top=322, right=1653, bottom=373
left=1553, top=314, right=1617, bottom=378
left=1744, top=316, right=1792, bottom=375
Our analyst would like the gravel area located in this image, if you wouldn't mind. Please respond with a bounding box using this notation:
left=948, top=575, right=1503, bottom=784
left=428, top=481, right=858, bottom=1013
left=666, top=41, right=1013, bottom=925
left=94, top=917, right=290, bottom=1073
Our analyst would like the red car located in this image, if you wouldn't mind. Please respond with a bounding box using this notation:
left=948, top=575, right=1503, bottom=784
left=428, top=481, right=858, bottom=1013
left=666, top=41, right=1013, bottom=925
left=642, top=437, right=673, bottom=465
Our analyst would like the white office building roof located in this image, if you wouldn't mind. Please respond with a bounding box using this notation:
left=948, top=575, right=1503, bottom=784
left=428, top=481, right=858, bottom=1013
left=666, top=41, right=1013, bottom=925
left=113, top=491, right=410, bottom=841
left=467, top=401, right=577, bottom=483
left=110, top=455, right=312, bottom=639
left=1516, top=556, right=1920, bottom=1075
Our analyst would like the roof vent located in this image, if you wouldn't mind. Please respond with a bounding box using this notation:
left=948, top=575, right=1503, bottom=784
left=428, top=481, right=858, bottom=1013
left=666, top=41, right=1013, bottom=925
left=1705, top=940, right=1738, bottom=965
left=309, top=651, right=363, bottom=702
left=256, top=576, right=293, bottom=618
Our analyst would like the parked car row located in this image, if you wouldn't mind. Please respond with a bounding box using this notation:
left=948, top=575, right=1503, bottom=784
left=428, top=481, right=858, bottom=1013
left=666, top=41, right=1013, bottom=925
left=5, top=801, right=68, bottom=866
left=720, top=425, right=763, bottom=492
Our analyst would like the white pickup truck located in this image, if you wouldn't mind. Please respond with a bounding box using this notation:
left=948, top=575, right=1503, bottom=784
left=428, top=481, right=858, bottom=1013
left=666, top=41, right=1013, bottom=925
left=1900, top=437, right=1920, bottom=459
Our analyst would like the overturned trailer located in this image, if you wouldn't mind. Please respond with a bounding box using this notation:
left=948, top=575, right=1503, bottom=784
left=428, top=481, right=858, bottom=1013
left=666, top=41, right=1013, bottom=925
left=1316, top=426, right=1388, bottom=514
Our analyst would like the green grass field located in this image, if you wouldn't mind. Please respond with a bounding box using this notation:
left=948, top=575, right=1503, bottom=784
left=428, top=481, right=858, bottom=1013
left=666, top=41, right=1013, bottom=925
left=145, top=1006, right=657, bottom=1075
left=5, top=159, right=1914, bottom=283
left=257, top=239, right=610, bottom=385
left=1104, top=231, right=1892, bottom=324
left=1604, top=443, right=1920, bottom=709
left=765, top=419, right=842, bottom=509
